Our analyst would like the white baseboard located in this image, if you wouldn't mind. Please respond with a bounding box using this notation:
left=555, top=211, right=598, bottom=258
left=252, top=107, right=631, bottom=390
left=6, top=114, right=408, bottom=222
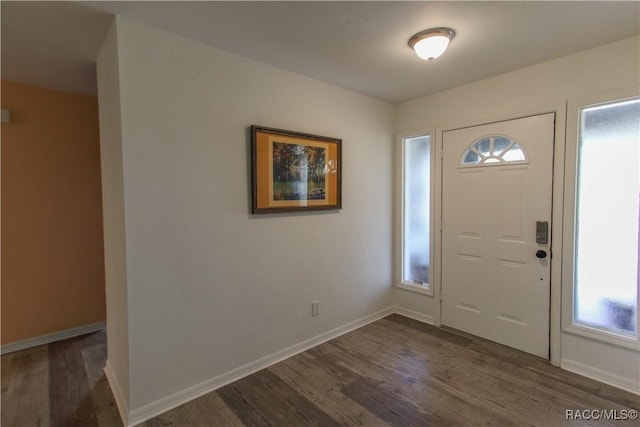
left=393, top=306, right=435, bottom=325
left=105, top=361, right=130, bottom=425
left=1, top=322, right=106, bottom=355
left=561, top=358, right=640, bottom=395
left=126, top=306, right=395, bottom=426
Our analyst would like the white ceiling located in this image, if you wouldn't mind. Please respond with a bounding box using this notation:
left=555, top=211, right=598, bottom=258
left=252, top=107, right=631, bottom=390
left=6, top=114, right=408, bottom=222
left=2, top=1, right=639, bottom=103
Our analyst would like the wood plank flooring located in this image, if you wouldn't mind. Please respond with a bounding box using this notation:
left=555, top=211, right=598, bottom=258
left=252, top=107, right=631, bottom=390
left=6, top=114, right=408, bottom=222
left=2, top=314, right=638, bottom=426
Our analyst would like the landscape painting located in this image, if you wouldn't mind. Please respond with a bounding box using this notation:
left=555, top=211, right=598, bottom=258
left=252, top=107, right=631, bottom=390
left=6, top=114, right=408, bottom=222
left=251, top=126, right=342, bottom=214
left=272, top=141, right=326, bottom=201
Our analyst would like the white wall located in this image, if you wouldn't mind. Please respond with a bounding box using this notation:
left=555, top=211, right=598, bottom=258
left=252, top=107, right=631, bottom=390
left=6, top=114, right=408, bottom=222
left=96, top=21, right=130, bottom=417
left=396, top=36, right=640, bottom=131
left=394, top=36, right=640, bottom=392
left=97, top=17, right=394, bottom=421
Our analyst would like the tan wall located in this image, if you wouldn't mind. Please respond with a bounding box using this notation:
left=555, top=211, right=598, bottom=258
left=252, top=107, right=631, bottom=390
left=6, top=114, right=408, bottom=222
left=1, top=81, right=106, bottom=344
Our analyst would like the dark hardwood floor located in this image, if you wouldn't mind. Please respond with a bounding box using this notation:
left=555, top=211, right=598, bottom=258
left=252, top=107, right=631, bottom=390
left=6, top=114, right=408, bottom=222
left=2, top=314, right=638, bottom=426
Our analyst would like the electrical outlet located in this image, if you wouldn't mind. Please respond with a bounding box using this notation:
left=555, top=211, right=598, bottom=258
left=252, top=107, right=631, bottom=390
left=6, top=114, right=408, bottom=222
left=311, top=300, right=319, bottom=317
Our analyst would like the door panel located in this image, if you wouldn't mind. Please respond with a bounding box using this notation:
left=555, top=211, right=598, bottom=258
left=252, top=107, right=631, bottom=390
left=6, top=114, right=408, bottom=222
left=442, top=113, right=554, bottom=358
left=498, top=170, right=525, bottom=240
left=459, top=171, right=482, bottom=235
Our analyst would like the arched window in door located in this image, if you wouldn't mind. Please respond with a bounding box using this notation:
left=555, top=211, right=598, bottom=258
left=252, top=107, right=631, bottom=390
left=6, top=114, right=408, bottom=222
left=460, top=135, right=527, bottom=166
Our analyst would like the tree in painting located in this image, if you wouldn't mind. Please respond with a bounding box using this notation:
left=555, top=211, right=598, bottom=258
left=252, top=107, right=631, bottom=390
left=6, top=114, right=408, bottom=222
left=272, top=142, right=326, bottom=200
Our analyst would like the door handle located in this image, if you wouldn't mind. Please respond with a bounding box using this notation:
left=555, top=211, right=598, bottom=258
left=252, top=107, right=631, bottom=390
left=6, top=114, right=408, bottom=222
left=536, top=250, right=547, bottom=259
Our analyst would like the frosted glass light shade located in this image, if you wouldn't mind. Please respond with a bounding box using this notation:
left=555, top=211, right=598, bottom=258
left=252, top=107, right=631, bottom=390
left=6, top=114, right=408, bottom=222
left=413, top=36, right=450, bottom=60
left=408, top=28, right=455, bottom=60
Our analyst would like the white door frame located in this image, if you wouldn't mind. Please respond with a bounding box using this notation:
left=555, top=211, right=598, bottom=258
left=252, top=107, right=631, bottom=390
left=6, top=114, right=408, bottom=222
left=433, top=104, right=567, bottom=366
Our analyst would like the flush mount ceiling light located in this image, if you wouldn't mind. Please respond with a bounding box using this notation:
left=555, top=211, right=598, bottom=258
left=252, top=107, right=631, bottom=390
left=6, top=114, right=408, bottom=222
left=408, top=27, right=456, bottom=60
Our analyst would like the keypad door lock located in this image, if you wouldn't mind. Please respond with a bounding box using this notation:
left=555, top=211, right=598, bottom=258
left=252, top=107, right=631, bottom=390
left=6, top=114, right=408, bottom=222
left=536, top=221, right=549, bottom=244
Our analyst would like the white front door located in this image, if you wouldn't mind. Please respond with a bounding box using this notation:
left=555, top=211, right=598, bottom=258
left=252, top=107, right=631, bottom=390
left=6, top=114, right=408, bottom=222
left=441, top=113, right=554, bottom=358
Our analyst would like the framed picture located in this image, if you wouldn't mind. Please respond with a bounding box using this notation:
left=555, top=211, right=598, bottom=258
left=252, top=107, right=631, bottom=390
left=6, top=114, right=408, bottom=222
left=251, top=125, right=342, bottom=214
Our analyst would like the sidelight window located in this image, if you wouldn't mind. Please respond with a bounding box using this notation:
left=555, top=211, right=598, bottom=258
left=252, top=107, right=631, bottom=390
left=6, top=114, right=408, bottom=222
left=401, top=134, right=431, bottom=290
left=574, top=97, right=639, bottom=337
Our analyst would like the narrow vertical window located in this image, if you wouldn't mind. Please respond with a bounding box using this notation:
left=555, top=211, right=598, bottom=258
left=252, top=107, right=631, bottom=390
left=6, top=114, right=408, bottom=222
left=575, top=98, right=639, bottom=336
left=403, top=135, right=430, bottom=288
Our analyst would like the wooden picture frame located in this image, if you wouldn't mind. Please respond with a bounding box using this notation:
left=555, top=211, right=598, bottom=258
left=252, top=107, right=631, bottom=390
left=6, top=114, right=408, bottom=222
left=251, top=126, right=342, bottom=214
